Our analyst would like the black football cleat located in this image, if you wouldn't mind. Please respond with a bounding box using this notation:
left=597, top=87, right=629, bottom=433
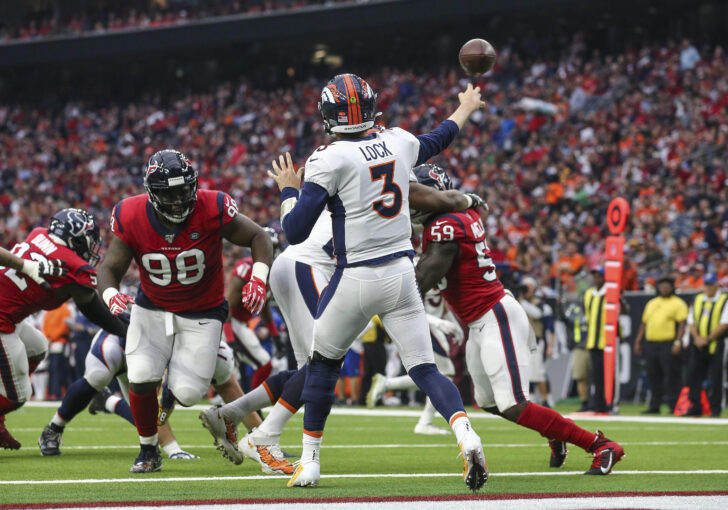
left=548, top=439, right=567, bottom=468
left=129, top=444, right=162, bottom=473
left=38, top=424, right=63, bottom=456
left=88, top=387, right=113, bottom=415
left=584, top=430, right=624, bottom=475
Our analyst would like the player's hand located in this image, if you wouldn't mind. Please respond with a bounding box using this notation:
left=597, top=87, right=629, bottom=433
left=671, top=341, right=682, bottom=356
left=458, top=83, right=486, bottom=114
left=695, top=336, right=708, bottom=348
left=104, top=290, right=135, bottom=316
left=465, top=193, right=489, bottom=211
left=241, top=276, right=267, bottom=316
left=21, top=258, right=68, bottom=288
left=268, top=152, right=303, bottom=191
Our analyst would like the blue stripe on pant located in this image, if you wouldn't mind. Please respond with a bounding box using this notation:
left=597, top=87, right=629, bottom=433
left=294, top=261, right=320, bottom=317
left=492, top=302, right=526, bottom=404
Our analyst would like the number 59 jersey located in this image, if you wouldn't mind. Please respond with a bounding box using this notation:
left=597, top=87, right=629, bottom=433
left=0, top=228, right=97, bottom=333
left=304, top=128, right=419, bottom=266
left=110, top=189, right=238, bottom=313
left=421, top=209, right=505, bottom=325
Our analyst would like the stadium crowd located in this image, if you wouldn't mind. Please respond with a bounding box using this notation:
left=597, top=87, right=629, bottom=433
left=0, top=0, right=357, bottom=43
left=1, top=36, right=727, bottom=298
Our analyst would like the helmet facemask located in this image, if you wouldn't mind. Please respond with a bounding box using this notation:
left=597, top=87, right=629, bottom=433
left=145, top=181, right=198, bottom=224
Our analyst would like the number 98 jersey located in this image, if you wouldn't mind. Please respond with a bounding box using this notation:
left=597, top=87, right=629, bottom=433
left=110, top=189, right=237, bottom=313
left=421, top=209, right=505, bottom=325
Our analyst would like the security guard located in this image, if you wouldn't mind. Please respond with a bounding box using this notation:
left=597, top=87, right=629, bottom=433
left=686, top=273, right=727, bottom=417
left=583, top=267, right=609, bottom=412
left=634, top=276, right=688, bottom=414
left=565, top=301, right=589, bottom=411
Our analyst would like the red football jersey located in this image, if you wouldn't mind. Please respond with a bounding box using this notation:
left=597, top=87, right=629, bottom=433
left=110, top=189, right=238, bottom=313
left=421, top=210, right=505, bottom=324
left=230, top=257, right=253, bottom=322
left=0, top=228, right=97, bottom=333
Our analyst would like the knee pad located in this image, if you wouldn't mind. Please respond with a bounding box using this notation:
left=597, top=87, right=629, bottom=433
left=301, top=358, right=341, bottom=405
left=170, top=385, right=204, bottom=407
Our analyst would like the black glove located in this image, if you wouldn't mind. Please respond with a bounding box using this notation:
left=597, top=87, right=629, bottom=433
left=465, top=193, right=488, bottom=211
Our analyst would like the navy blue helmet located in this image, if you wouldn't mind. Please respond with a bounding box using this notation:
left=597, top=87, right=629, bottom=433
left=318, top=74, right=378, bottom=135
left=144, top=149, right=198, bottom=224
left=410, top=164, right=453, bottom=225
left=49, top=208, right=101, bottom=265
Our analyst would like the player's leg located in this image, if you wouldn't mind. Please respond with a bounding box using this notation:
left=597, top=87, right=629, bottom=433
left=125, top=306, right=174, bottom=473
left=230, top=318, right=272, bottom=389
left=289, top=269, right=370, bottom=487
left=16, top=318, right=48, bottom=375
left=375, top=259, right=486, bottom=491
left=484, top=296, right=623, bottom=474
left=39, top=333, right=122, bottom=455
left=415, top=351, right=454, bottom=435
left=0, top=330, right=32, bottom=450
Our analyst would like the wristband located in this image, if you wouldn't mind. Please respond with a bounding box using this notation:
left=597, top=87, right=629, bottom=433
left=102, top=287, right=120, bottom=307
left=251, top=262, right=269, bottom=284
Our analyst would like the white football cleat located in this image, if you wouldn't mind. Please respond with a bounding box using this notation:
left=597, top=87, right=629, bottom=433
left=414, top=422, right=451, bottom=435
left=199, top=406, right=242, bottom=465
left=240, top=428, right=295, bottom=475
left=287, top=459, right=320, bottom=487
left=458, top=431, right=488, bottom=491
left=366, top=373, right=387, bottom=409
left=168, top=450, right=200, bottom=460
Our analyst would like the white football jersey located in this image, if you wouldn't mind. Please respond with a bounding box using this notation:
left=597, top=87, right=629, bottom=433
left=304, top=128, right=419, bottom=266
left=280, top=210, right=336, bottom=271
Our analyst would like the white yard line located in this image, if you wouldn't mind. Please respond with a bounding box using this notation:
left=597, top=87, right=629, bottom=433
left=22, top=401, right=728, bottom=425
left=3, top=470, right=728, bottom=485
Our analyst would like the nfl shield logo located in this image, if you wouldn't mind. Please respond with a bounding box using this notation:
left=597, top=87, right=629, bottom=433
left=190, top=232, right=200, bottom=240
left=164, top=234, right=176, bottom=244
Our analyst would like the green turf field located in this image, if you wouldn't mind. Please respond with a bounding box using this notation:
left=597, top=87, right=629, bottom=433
left=1, top=402, right=727, bottom=505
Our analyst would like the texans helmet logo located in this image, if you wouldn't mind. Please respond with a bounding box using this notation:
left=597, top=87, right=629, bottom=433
left=429, top=168, right=450, bottom=190
left=146, top=164, right=159, bottom=177
left=67, top=210, right=95, bottom=236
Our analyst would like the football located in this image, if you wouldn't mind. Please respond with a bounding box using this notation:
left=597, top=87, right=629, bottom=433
left=458, top=38, right=497, bottom=76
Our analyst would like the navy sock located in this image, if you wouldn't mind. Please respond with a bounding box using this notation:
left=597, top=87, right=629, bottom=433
left=262, top=369, right=297, bottom=402
left=278, top=367, right=307, bottom=410
left=57, top=378, right=98, bottom=423
left=408, top=363, right=464, bottom=422
left=113, top=398, right=136, bottom=426
left=301, top=362, right=340, bottom=432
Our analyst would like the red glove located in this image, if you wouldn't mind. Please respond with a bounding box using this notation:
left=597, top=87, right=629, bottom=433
left=241, top=276, right=266, bottom=316
left=103, top=289, right=135, bottom=316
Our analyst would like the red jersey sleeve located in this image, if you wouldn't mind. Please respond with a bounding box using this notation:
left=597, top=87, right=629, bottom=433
left=66, top=263, right=98, bottom=290
left=215, top=191, right=239, bottom=230
left=423, top=214, right=468, bottom=244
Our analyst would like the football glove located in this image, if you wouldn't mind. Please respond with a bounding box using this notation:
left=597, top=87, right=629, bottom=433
left=103, top=288, right=135, bottom=316
left=465, top=193, right=489, bottom=211
left=241, top=276, right=266, bottom=316
left=21, top=258, right=68, bottom=288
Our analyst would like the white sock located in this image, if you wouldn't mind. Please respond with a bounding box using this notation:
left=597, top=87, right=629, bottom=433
left=301, top=432, right=322, bottom=463
left=546, top=394, right=555, bottom=408
left=258, top=401, right=294, bottom=437
left=105, top=395, right=122, bottom=414
left=162, top=440, right=182, bottom=457
left=139, top=433, right=158, bottom=446
left=450, top=414, right=474, bottom=444
left=385, top=375, right=416, bottom=391
left=220, top=385, right=272, bottom=425
left=417, top=397, right=437, bottom=426
left=51, top=413, right=67, bottom=428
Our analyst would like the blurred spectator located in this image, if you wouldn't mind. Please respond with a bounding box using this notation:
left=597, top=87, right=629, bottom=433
left=685, top=273, right=727, bottom=417
left=519, top=276, right=555, bottom=408
left=358, top=316, right=388, bottom=404
left=42, top=303, right=74, bottom=401
left=564, top=300, right=590, bottom=411
left=633, top=277, right=688, bottom=414
left=680, top=39, right=701, bottom=71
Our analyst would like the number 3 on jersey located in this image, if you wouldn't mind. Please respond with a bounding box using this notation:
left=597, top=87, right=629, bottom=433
left=369, top=162, right=402, bottom=218
left=141, top=249, right=206, bottom=287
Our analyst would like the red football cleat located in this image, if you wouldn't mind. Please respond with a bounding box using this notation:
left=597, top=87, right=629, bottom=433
left=585, top=430, right=624, bottom=475
left=0, top=416, right=21, bottom=450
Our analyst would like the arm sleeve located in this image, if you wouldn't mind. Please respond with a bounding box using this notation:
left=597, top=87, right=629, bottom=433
left=76, top=293, right=128, bottom=338
left=415, top=120, right=459, bottom=166
left=109, top=201, right=132, bottom=247
left=281, top=182, right=331, bottom=245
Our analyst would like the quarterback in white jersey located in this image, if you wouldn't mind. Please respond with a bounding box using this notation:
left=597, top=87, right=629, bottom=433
left=269, top=73, right=488, bottom=491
